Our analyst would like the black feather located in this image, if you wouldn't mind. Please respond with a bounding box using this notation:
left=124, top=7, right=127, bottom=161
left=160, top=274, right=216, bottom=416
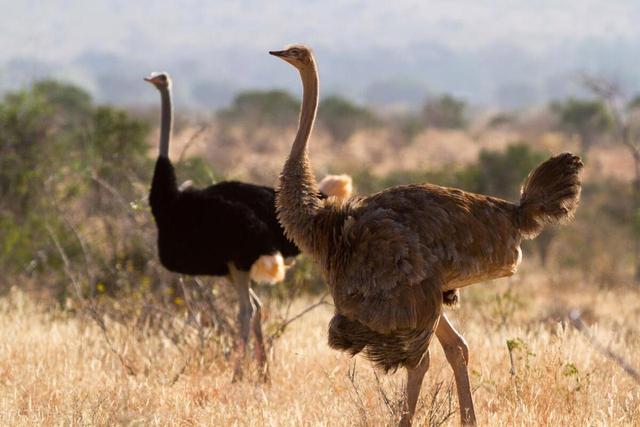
left=149, top=156, right=300, bottom=276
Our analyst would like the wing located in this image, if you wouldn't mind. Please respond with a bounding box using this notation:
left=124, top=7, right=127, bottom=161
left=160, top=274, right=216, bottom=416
left=179, top=188, right=278, bottom=270
left=332, top=203, right=444, bottom=334
left=331, top=184, right=518, bottom=334
left=213, top=197, right=280, bottom=270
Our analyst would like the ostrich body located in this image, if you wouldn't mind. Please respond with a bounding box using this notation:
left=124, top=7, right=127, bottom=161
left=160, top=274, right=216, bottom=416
left=144, top=72, right=350, bottom=381
left=270, top=46, right=583, bottom=426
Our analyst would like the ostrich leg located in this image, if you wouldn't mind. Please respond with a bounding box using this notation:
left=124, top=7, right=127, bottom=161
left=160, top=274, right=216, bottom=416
left=399, top=351, right=430, bottom=427
left=436, top=313, right=477, bottom=426
left=229, top=264, right=253, bottom=382
left=249, top=288, right=269, bottom=381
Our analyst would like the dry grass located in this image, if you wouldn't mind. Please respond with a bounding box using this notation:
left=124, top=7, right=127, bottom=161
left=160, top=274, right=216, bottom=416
left=1, top=271, right=639, bottom=426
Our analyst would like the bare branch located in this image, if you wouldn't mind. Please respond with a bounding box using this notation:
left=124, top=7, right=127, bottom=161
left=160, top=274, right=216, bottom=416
left=177, top=124, right=209, bottom=164
left=267, top=293, right=331, bottom=345
left=45, top=223, right=137, bottom=376
left=44, top=176, right=137, bottom=376
left=581, top=73, right=640, bottom=155
left=569, top=309, right=640, bottom=384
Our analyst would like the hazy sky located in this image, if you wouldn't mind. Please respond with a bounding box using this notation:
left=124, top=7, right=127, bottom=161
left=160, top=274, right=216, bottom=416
left=3, top=1, right=638, bottom=56
left=2, top=1, right=639, bottom=107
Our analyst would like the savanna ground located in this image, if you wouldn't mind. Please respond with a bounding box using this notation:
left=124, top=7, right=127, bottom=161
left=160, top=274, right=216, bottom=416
left=3, top=81, right=640, bottom=426
left=1, top=268, right=638, bottom=426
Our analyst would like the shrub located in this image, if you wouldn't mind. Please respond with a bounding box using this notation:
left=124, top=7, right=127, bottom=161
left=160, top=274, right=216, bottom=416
left=318, top=95, right=378, bottom=141
left=217, top=90, right=299, bottom=129
left=423, top=94, right=467, bottom=129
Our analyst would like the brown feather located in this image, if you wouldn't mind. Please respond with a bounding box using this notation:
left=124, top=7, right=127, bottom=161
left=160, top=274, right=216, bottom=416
left=316, top=172, right=580, bottom=370
left=518, top=153, right=583, bottom=238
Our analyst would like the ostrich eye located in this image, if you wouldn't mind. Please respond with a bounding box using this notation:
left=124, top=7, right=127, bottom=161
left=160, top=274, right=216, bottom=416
left=159, top=75, right=167, bottom=81
left=290, top=49, right=299, bottom=55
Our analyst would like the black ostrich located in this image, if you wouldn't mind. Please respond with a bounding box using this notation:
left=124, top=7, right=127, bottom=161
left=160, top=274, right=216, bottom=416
left=144, top=72, right=350, bottom=381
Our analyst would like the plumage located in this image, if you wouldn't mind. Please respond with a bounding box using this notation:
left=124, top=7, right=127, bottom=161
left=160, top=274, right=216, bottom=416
left=325, top=159, right=581, bottom=369
left=150, top=156, right=298, bottom=277
left=145, top=71, right=353, bottom=382
left=271, top=45, right=583, bottom=426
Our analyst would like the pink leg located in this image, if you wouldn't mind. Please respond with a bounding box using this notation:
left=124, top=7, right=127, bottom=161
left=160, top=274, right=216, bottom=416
left=249, top=288, right=269, bottom=382
left=436, top=313, right=476, bottom=425
left=229, top=264, right=253, bottom=383
left=399, top=351, right=430, bottom=427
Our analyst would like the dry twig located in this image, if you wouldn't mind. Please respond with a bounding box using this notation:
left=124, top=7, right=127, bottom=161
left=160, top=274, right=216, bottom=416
left=569, top=309, right=640, bottom=384
left=267, top=292, right=331, bottom=345
left=177, top=124, right=209, bottom=164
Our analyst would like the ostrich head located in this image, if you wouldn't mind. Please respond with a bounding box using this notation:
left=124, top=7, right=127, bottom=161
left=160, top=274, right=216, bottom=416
left=269, top=45, right=315, bottom=70
left=144, top=72, right=172, bottom=90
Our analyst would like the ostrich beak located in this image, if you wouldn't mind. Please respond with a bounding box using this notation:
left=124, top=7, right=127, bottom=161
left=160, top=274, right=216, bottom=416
left=144, top=75, right=162, bottom=85
left=269, top=50, right=287, bottom=58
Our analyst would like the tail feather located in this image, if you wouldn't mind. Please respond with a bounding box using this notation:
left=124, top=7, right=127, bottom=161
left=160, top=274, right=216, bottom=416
left=518, top=153, right=583, bottom=238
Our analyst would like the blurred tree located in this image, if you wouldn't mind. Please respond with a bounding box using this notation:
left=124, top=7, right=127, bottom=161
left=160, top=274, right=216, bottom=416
left=395, top=113, right=425, bottom=141
left=458, top=143, right=547, bottom=200
left=423, top=94, right=467, bottom=129
left=0, top=80, right=154, bottom=289
left=0, top=81, right=96, bottom=216
left=0, top=81, right=95, bottom=280
left=551, top=97, right=612, bottom=151
left=582, top=76, right=640, bottom=280
left=318, top=95, right=378, bottom=141
left=554, top=178, right=633, bottom=284
left=218, top=90, right=299, bottom=129
left=628, top=95, right=640, bottom=111
left=88, top=106, right=150, bottom=192
left=31, top=80, right=92, bottom=122
left=487, top=112, right=516, bottom=129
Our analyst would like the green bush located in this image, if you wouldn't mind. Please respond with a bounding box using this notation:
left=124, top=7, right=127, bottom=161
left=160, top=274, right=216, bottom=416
left=175, top=156, right=219, bottom=187
left=218, top=90, right=299, bottom=129
left=318, top=95, right=378, bottom=141
left=353, top=143, right=547, bottom=201
left=457, top=143, right=548, bottom=200
left=551, top=98, right=612, bottom=151
left=0, top=81, right=152, bottom=288
left=423, top=94, right=467, bottom=129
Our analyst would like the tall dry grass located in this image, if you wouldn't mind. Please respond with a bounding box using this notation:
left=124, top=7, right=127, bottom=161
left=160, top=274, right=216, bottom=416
left=1, top=269, right=638, bottom=426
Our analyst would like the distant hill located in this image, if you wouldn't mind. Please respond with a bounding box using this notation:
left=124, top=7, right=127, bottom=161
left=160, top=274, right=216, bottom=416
left=2, top=0, right=640, bottom=109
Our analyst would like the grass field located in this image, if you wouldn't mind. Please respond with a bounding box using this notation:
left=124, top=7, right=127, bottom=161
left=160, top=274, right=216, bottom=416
left=1, top=270, right=638, bottom=426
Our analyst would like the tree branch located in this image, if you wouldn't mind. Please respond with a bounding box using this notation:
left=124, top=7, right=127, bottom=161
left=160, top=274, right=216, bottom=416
left=569, top=309, right=640, bottom=384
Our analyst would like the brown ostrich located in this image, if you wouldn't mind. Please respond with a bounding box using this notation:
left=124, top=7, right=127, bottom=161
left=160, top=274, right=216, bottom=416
left=270, top=45, right=583, bottom=426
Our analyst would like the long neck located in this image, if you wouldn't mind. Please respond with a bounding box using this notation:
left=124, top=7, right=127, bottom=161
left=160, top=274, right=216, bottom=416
left=158, top=87, right=173, bottom=158
left=291, top=67, right=318, bottom=159
left=276, top=63, right=322, bottom=253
